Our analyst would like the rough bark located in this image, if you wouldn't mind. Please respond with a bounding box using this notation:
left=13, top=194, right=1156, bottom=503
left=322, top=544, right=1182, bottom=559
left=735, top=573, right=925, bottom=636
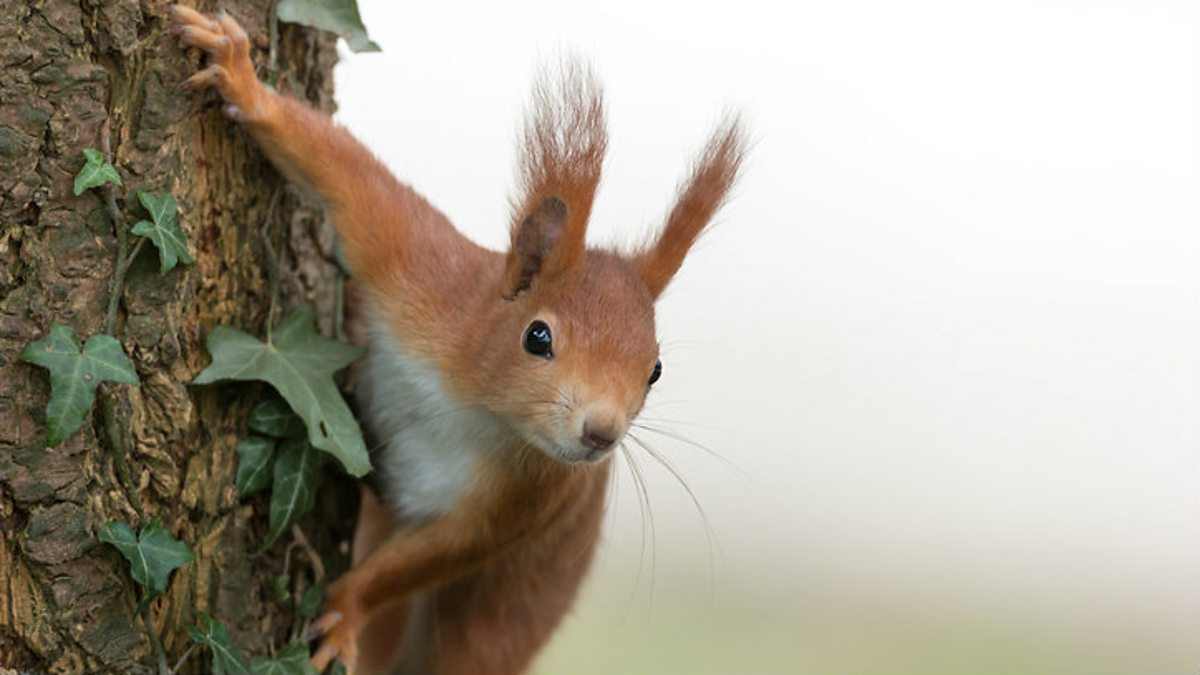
left=0, top=2, right=352, bottom=673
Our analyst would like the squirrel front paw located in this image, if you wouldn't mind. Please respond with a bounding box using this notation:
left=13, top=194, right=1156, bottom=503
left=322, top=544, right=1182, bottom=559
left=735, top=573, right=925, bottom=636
left=308, top=578, right=366, bottom=674
left=167, top=5, right=267, bottom=123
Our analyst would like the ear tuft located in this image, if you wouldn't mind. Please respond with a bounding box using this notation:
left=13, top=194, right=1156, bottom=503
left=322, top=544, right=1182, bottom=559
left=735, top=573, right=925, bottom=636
left=502, top=57, right=607, bottom=298
left=635, top=115, right=747, bottom=298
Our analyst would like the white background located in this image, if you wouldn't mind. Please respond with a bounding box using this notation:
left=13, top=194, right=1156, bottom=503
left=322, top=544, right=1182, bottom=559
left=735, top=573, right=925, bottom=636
left=333, top=1, right=1199, bottom=672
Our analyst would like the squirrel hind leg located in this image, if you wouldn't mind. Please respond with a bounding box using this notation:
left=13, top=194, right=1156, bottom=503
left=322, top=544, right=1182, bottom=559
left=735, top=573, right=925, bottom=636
left=355, top=599, right=412, bottom=675
left=349, top=484, right=411, bottom=674
left=352, top=483, right=396, bottom=564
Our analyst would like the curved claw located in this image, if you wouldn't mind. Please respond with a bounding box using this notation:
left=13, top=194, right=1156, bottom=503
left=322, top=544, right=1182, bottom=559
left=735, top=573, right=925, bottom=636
left=306, top=610, right=344, bottom=641
left=179, top=64, right=226, bottom=91
left=309, top=609, right=360, bottom=674
left=166, top=4, right=220, bottom=33
left=309, top=642, right=339, bottom=674
left=177, top=24, right=232, bottom=54
left=166, top=3, right=266, bottom=121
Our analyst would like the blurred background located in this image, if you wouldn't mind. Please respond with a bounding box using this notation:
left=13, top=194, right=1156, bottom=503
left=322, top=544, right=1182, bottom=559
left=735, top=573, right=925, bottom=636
left=333, top=1, right=1199, bottom=673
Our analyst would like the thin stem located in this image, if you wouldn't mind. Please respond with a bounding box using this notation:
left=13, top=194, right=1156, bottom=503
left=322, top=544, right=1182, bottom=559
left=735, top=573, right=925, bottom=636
left=97, top=121, right=142, bottom=515
left=139, top=595, right=170, bottom=675
left=101, top=122, right=129, bottom=336
left=334, top=267, right=345, bottom=341
left=292, top=566, right=307, bottom=642
left=290, top=524, right=326, bottom=644
left=331, top=241, right=350, bottom=341
left=281, top=539, right=300, bottom=578
left=124, top=237, right=147, bottom=272
left=290, top=523, right=325, bottom=583
left=101, top=391, right=142, bottom=516
left=169, top=645, right=195, bottom=675
left=261, top=187, right=283, bottom=342
left=267, top=0, right=280, bottom=82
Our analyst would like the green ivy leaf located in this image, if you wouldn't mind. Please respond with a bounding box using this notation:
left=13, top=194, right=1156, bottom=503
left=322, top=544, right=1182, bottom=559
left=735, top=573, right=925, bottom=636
left=265, top=436, right=323, bottom=547
left=73, top=147, right=122, bottom=196
left=97, top=520, right=194, bottom=599
left=188, top=611, right=253, bottom=675
left=20, top=324, right=139, bottom=446
left=297, top=582, right=324, bottom=619
left=269, top=574, right=291, bottom=603
left=250, top=642, right=317, bottom=675
left=235, top=436, right=277, bottom=497
left=276, top=0, right=380, bottom=53
left=192, top=305, right=369, bottom=476
left=249, top=397, right=306, bottom=438
left=131, top=191, right=194, bottom=274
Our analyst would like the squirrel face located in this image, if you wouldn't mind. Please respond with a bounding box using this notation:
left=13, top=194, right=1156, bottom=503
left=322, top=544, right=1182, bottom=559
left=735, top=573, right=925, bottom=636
left=467, top=251, right=659, bottom=465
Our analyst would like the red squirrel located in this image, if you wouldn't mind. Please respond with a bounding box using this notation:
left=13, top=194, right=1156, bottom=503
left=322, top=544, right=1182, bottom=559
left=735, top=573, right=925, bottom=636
left=168, top=6, right=744, bottom=674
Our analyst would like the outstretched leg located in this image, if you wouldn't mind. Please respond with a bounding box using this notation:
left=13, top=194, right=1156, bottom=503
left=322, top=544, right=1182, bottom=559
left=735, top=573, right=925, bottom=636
left=350, top=485, right=411, bottom=675
left=166, top=5, right=446, bottom=288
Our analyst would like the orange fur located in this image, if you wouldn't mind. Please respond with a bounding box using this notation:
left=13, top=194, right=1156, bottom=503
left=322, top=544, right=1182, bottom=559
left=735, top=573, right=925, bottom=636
left=635, top=116, right=746, bottom=298
left=168, top=6, right=742, bottom=673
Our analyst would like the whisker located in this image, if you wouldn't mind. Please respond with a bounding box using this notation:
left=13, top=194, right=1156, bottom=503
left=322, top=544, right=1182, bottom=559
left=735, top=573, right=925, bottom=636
left=657, top=339, right=721, bottom=353
left=627, top=431, right=722, bottom=605
left=639, top=398, right=703, bottom=410
left=630, top=422, right=753, bottom=485
left=620, top=443, right=657, bottom=611
left=636, top=415, right=726, bottom=432
left=554, top=386, right=576, bottom=410
left=615, top=442, right=645, bottom=619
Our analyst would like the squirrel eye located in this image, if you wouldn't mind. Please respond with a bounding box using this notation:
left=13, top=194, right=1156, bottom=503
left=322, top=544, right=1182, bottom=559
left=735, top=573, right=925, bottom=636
left=648, top=359, right=662, bottom=386
left=523, top=320, right=553, bottom=358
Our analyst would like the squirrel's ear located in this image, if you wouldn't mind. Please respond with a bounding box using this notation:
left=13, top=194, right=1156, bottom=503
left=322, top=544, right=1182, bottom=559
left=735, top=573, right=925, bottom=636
left=503, top=59, right=606, bottom=299
left=502, top=196, right=571, bottom=299
left=635, top=116, right=746, bottom=299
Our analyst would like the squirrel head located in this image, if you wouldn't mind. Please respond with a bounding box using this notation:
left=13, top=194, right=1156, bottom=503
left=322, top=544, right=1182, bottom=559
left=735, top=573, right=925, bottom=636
left=483, top=245, right=660, bottom=465
left=460, top=60, right=745, bottom=465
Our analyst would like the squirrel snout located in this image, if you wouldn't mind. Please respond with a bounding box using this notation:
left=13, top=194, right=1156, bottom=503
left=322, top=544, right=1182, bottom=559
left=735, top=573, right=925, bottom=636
left=581, top=421, right=620, bottom=452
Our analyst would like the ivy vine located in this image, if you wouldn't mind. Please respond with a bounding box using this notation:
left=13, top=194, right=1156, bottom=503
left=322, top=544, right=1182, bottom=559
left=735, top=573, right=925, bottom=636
left=16, top=2, right=380, bottom=672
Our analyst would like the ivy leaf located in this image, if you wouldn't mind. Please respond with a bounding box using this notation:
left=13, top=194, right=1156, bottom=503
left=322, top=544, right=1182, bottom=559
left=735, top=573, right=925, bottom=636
left=131, top=191, right=194, bottom=274
left=192, top=305, right=369, bottom=477
left=188, top=611, right=253, bottom=675
left=268, top=574, right=291, bottom=603
left=20, top=324, right=139, bottom=446
left=276, top=0, right=381, bottom=52
left=249, top=397, right=306, bottom=438
left=264, top=436, right=322, bottom=547
left=297, top=582, right=324, bottom=619
left=73, top=147, right=122, bottom=195
left=235, top=436, right=276, bottom=497
left=250, top=642, right=317, bottom=675
left=97, top=520, right=194, bottom=599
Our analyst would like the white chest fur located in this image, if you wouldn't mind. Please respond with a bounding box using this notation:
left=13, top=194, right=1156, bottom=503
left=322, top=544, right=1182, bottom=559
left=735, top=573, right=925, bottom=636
left=357, top=317, right=509, bottom=523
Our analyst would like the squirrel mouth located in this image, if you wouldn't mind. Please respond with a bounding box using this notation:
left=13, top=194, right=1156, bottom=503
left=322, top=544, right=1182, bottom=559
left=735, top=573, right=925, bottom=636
left=583, top=447, right=612, bottom=463
left=522, top=430, right=612, bottom=465
left=515, top=419, right=620, bottom=465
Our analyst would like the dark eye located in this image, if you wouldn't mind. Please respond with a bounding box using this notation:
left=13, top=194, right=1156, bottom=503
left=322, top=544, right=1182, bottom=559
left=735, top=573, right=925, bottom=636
left=523, top=320, right=553, bottom=358
left=648, top=359, right=662, bottom=386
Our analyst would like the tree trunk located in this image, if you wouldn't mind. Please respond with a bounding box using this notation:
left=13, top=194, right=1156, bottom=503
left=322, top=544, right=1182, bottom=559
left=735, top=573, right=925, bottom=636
left=0, top=2, right=351, bottom=672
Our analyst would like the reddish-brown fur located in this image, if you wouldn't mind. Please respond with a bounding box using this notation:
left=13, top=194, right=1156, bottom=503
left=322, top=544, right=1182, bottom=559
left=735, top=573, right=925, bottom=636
left=168, top=6, right=743, bottom=673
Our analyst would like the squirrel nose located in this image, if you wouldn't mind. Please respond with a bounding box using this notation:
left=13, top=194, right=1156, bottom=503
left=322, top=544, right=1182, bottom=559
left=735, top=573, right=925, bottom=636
left=581, top=422, right=618, bottom=451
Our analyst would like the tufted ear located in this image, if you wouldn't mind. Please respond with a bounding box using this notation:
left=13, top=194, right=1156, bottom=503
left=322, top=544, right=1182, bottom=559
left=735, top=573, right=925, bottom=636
left=635, top=116, right=746, bottom=298
left=502, top=196, right=570, bottom=299
left=502, top=58, right=607, bottom=299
